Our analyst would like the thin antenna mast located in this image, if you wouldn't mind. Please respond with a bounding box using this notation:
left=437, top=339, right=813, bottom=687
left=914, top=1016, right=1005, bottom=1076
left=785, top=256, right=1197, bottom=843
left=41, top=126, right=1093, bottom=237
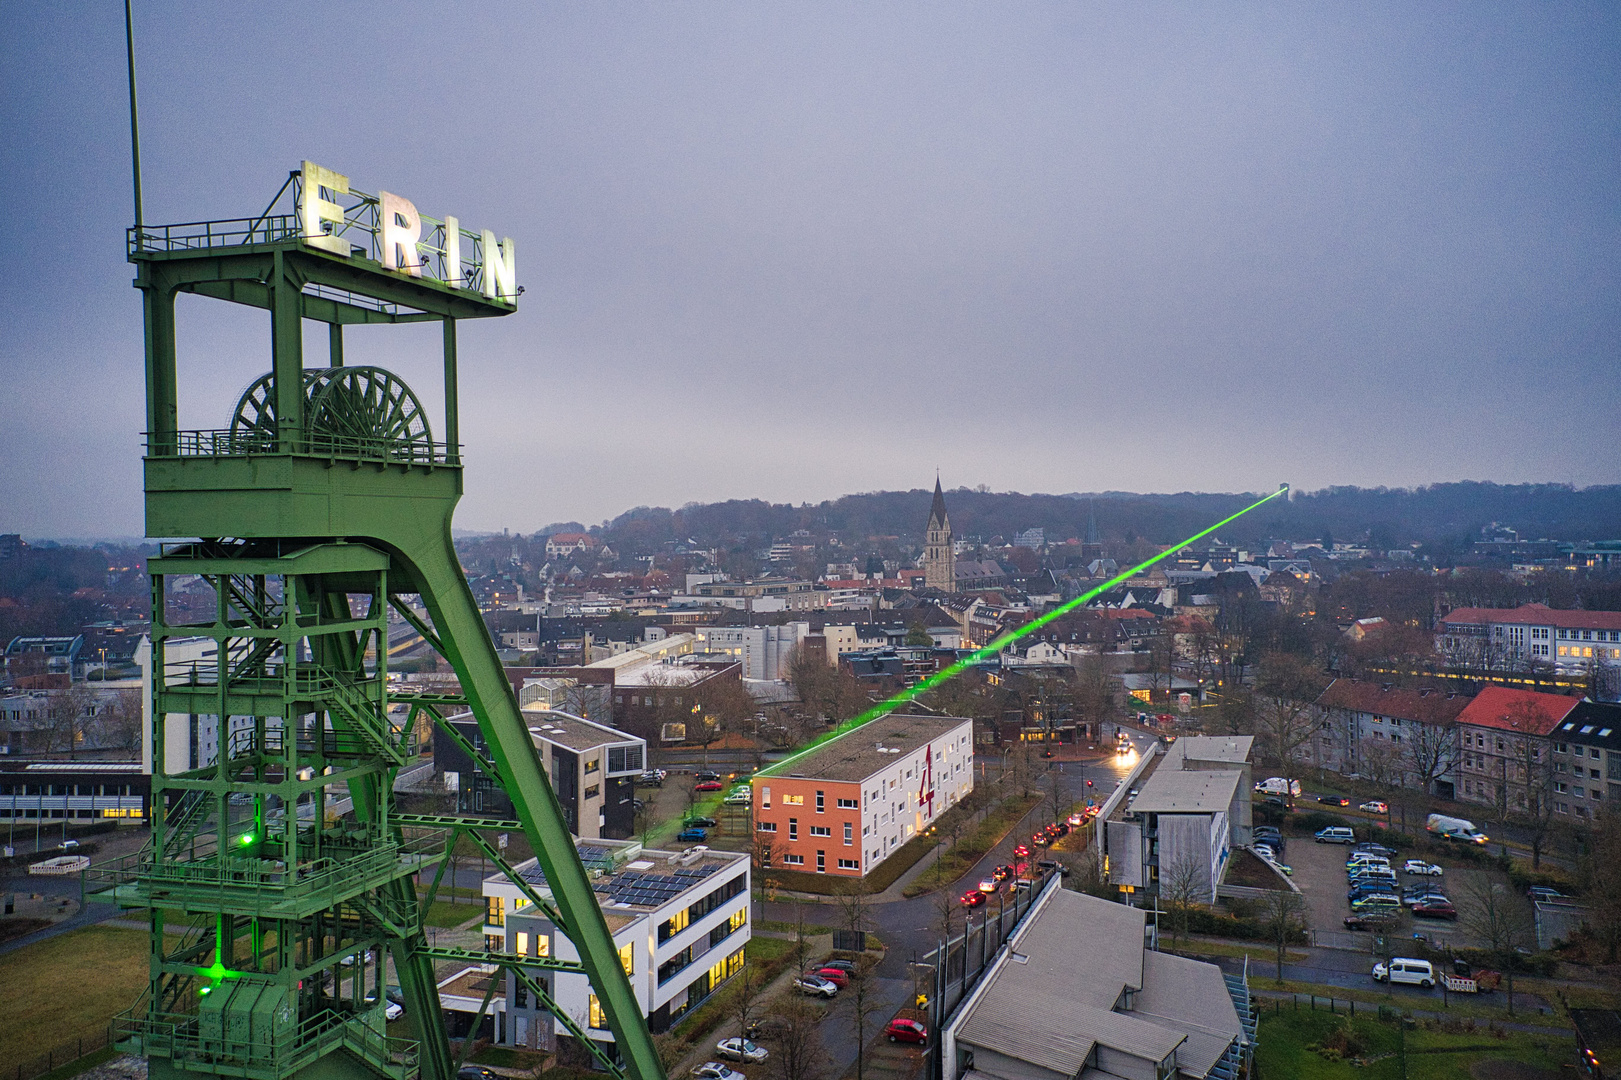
left=124, top=0, right=144, bottom=232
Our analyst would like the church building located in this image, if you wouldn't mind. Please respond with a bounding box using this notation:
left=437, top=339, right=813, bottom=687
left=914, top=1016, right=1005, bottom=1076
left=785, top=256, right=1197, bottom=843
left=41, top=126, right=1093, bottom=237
left=923, top=478, right=956, bottom=592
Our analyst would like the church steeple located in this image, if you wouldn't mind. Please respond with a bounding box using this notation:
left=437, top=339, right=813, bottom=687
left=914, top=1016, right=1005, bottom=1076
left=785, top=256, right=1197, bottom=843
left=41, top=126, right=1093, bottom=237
left=924, top=477, right=956, bottom=592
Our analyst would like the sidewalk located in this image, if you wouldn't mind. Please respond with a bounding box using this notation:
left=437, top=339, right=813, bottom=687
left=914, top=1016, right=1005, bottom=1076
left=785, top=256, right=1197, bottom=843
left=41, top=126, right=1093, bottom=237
left=669, top=932, right=834, bottom=1080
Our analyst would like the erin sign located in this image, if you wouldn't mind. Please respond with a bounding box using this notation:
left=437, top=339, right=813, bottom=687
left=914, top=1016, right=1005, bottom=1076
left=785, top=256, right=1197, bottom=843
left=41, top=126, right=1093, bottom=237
left=298, top=160, right=517, bottom=303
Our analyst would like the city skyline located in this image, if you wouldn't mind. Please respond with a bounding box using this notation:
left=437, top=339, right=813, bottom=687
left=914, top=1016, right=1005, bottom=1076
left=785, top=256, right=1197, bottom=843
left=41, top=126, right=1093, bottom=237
left=3, top=3, right=1618, bottom=537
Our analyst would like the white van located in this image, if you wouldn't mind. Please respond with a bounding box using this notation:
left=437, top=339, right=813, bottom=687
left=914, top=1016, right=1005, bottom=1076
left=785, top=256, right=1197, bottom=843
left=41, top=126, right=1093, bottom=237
left=1315, top=826, right=1356, bottom=844
left=1346, top=852, right=1390, bottom=868
left=1372, top=958, right=1436, bottom=988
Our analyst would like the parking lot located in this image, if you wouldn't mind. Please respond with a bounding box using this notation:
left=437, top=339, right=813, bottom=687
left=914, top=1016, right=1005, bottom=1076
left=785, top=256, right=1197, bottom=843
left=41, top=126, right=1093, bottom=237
left=1281, top=829, right=1495, bottom=954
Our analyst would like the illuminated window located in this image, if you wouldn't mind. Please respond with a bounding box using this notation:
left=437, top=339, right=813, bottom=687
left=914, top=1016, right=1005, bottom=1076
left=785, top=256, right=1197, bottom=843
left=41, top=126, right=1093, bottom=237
left=585, top=757, right=600, bottom=774
left=589, top=994, right=607, bottom=1029
left=782, top=794, right=804, bottom=806
left=534, top=934, right=550, bottom=958
left=516, top=931, right=528, bottom=955
left=619, top=942, right=634, bottom=975
left=486, top=897, right=505, bottom=927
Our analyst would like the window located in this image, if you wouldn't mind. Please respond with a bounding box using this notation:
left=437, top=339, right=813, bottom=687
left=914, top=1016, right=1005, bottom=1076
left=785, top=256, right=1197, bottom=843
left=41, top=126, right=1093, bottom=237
left=660, top=907, right=690, bottom=943
left=658, top=946, right=695, bottom=984
left=608, top=745, right=643, bottom=773
left=844, top=822, right=853, bottom=845
left=585, top=757, right=600, bottom=774
left=816, top=791, right=825, bottom=813
left=816, top=850, right=826, bottom=873
left=809, top=825, right=831, bottom=837
left=837, top=797, right=858, bottom=809
left=618, top=941, right=634, bottom=974
left=762, top=786, right=770, bottom=809
left=756, top=821, right=777, bottom=832
left=584, top=785, right=599, bottom=800
left=783, top=853, right=804, bottom=865
left=589, top=994, right=607, bottom=1029
left=533, top=934, right=549, bottom=958
left=789, top=818, right=798, bottom=841
left=516, top=931, right=528, bottom=955
left=486, top=896, right=505, bottom=927
left=838, top=858, right=859, bottom=870
left=783, top=794, right=804, bottom=806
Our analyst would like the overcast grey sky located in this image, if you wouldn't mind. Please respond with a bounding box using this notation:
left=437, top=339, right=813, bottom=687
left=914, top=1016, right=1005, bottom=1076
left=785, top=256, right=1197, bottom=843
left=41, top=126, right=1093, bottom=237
left=3, top=2, right=1617, bottom=538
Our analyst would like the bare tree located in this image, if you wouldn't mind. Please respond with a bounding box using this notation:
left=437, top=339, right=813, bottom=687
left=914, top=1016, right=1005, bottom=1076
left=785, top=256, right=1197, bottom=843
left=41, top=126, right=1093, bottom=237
left=1581, top=808, right=1621, bottom=963
left=841, top=957, right=888, bottom=1080
left=752, top=831, right=782, bottom=909
left=1356, top=736, right=1404, bottom=789
left=50, top=684, right=98, bottom=760
left=1458, top=876, right=1537, bottom=1014
left=1258, top=888, right=1307, bottom=983
left=1402, top=713, right=1459, bottom=799
left=733, top=959, right=767, bottom=1046
left=1252, top=654, right=1328, bottom=774
left=1159, top=855, right=1205, bottom=949
left=773, top=995, right=829, bottom=1080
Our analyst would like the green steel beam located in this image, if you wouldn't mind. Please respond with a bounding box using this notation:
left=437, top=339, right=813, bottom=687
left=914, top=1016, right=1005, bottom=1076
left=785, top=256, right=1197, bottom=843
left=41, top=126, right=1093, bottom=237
left=419, top=945, right=585, bottom=975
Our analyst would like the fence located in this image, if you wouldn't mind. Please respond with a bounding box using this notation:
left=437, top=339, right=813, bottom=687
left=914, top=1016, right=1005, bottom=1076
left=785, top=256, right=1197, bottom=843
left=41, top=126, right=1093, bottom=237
left=12, top=1027, right=112, bottom=1080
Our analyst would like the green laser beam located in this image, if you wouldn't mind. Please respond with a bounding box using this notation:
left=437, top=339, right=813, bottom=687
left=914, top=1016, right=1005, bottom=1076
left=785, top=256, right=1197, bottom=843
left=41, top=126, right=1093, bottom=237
left=759, top=484, right=1289, bottom=777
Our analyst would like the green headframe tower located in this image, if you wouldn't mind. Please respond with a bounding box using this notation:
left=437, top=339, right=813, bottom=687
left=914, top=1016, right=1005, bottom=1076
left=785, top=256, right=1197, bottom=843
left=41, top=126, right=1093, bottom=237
left=89, top=163, right=665, bottom=1080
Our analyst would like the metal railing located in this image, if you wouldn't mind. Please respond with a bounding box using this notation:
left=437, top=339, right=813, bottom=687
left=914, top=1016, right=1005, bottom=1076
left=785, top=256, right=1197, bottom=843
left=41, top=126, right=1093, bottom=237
left=147, top=430, right=457, bottom=466
left=86, top=832, right=443, bottom=912
left=114, top=1006, right=420, bottom=1078
left=129, top=215, right=303, bottom=256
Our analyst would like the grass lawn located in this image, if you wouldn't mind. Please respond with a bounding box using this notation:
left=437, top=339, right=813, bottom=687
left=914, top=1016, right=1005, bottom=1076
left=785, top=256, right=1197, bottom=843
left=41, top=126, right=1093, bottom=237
left=754, top=919, right=836, bottom=935
left=0, top=926, right=150, bottom=1067
left=421, top=899, right=484, bottom=928
left=1162, top=939, right=1308, bottom=964
left=1255, top=978, right=1557, bottom=1024
left=744, top=936, right=793, bottom=964
left=1256, top=1009, right=1573, bottom=1080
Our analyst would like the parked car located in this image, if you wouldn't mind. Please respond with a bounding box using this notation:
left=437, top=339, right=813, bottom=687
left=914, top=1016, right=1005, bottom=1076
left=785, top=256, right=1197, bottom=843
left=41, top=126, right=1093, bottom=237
left=1317, top=794, right=1351, bottom=807
left=1315, top=826, right=1356, bottom=844
left=1359, top=801, right=1389, bottom=815
left=1353, top=843, right=1398, bottom=858
left=695, top=770, right=721, bottom=782
left=676, top=827, right=708, bottom=841
left=684, top=816, right=718, bottom=829
left=1346, top=853, right=1390, bottom=870
left=794, top=974, right=839, bottom=998
left=978, top=877, right=998, bottom=893
left=1403, top=860, right=1443, bottom=876
left=1402, top=885, right=1448, bottom=905
left=1527, top=886, right=1573, bottom=904
left=961, top=890, right=987, bottom=908
left=363, top=994, right=404, bottom=1021
left=744, top=1016, right=790, bottom=1040
left=638, top=770, right=666, bottom=787
left=691, top=1063, right=746, bottom=1080
left=458, top=1068, right=499, bottom=1080
left=812, top=966, right=849, bottom=988
left=1348, top=888, right=1400, bottom=908
left=1411, top=899, right=1458, bottom=920
left=694, top=781, right=724, bottom=792
left=716, top=1038, right=769, bottom=1063
left=1343, top=912, right=1398, bottom=931
left=1372, top=958, right=1436, bottom=988
left=885, top=1017, right=928, bottom=1044
left=724, top=788, right=752, bottom=806
left=820, top=959, right=858, bottom=975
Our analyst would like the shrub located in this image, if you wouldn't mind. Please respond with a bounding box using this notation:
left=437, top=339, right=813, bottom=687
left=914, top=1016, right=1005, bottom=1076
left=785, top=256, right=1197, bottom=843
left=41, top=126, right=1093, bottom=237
left=1506, top=862, right=1577, bottom=895
left=1296, top=811, right=1349, bottom=835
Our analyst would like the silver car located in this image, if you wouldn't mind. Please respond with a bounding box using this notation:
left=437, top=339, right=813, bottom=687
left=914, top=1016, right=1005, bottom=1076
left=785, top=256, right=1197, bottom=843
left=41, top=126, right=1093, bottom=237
left=794, top=974, right=838, bottom=998
left=716, top=1038, right=769, bottom=1063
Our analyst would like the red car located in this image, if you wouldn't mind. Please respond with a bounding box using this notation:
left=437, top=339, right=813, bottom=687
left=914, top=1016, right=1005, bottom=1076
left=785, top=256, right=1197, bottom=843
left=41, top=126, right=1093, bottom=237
left=694, top=780, right=724, bottom=792
left=1012, top=844, right=1030, bottom=859
left=812, top=966, right=849, bottom=987
left=885, top=1018, right=928, bottom=1044
left=961, top=890, right=986, bottom=908
left=1411, top=899, right=1458, bottom=920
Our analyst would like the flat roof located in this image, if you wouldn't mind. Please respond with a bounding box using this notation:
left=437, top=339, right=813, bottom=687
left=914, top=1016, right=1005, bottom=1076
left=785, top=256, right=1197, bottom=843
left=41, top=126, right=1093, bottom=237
left=1129, top=768, right=1242, bottom=814
left=489, top=844, right=746, bottom=916
left=1170, top=735, right=1253, bottom=765
left=520, top=708, right=642, bottom=753
left=770, top=713, right=972, bottom=783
